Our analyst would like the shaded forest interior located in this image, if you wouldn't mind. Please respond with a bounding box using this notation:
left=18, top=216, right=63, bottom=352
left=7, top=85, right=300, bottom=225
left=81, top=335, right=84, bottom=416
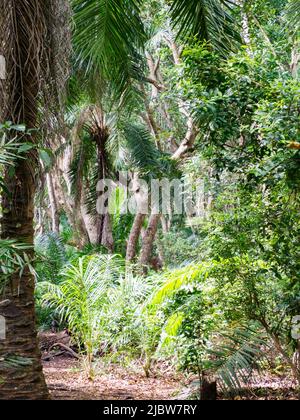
left=0, top=0, right=300, bottom=401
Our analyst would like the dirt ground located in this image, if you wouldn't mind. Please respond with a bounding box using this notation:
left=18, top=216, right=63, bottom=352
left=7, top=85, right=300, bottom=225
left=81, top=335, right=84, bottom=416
left=43, top=356, right=299, bottom=400
left=40, top=333, right=299, bottom=401
left=43, top=357, right=184, bottom=400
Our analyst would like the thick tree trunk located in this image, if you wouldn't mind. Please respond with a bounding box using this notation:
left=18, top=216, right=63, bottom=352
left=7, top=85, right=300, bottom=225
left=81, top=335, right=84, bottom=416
left=80, top=201, right=101, bottom=246
left=0, top=0, right=51, bottom=399
left=139, top=214, right=160, bottom=272
left=101, top=214, right=114, bottom=253
left=126, top=213, right=146, bottom=262
left=0, top=164, right=49, bottom=400
left=81, top=197, right=114, bottom=252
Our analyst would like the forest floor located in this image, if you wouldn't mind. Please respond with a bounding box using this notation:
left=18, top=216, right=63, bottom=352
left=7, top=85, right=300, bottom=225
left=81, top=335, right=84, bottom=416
left=40, top=332, right=299, bottom=400
left=43, top=356, right=299, bottom=400
left=43, top=357, right=183, bottom=400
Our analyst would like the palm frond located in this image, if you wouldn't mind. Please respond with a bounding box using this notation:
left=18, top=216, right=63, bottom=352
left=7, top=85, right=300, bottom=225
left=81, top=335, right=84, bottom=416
left=206, top=326, right=268, bottom=393
left=170, top=0, right=241, bottom=54
left=149, top=263, right=210, bottom=306
left=72, top=0, right=146, bottom=98
left=286, top=0, right=300, bottom=34
left=39, top=254, right=125, bottom=353
left=0, top=137, right=21, bottom=166
left=35, top=233, right=67, bottom=262
left=123, top=123, right=160, bottom=173
left=101, top=273, right=156, bottom=349
left=0, top=123, right=27, bottom=167
left=0, top=240, right=33, bottom=285
left=120, top=122, right=177, bottom=178
left=159, top=312, right=185, bottom=348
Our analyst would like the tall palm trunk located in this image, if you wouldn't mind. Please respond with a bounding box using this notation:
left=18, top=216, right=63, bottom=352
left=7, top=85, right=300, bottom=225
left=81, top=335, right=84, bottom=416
left=85, top=106, right=114, bottom=251
left=0, top=164, right=49, bottom=400
left=0, top=0, right=54, bottom=399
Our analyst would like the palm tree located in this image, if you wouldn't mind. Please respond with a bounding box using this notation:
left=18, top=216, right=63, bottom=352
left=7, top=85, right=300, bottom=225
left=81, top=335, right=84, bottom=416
left=40, top=254, right=125, bottom=379
left=69, top=104, right=115, bottom=250
left=67, top=102, right=162, bottom=252
left=0, top=0, right=71, bottom=400
left=72, top=0, right=240, bottom=269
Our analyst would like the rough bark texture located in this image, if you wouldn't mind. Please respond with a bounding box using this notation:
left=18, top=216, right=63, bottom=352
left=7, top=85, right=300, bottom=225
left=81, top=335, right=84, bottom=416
left=0, top=0, right=51, bottom=399
left=0, top=165, right=49, bottom=400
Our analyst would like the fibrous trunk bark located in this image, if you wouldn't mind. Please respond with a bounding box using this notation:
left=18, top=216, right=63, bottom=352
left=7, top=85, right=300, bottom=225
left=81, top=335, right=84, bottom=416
left=200, top=378, right=217, bottom=400
left=0, top=0, right=51, bottom=399
left=0, top=164, right=49, bottom=399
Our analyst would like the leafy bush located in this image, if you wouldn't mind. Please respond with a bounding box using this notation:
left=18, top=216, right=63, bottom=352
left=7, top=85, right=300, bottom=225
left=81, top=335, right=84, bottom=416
left=35, top=233, right=68, bottom=284
left=157, top=229, right=201, bottom=267
left=142, top=251, right=300, bottom=388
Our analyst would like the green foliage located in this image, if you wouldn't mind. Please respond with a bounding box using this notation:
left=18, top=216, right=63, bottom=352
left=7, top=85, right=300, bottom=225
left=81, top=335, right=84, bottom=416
left=169, top=34, right=300, bottom=386
left=100, top=273, right=163, bottom=376
left=170, top=0, right=241, bottom=54
left=39, top=252, right=163, bottom=376
left=206, top=326, right=267, bottom=393
left=35, top=233, right=67, bottom=283
left=0, top=240, right=33, bottom=288
left=145, top=250, right=299, bottom=386
left=34, top=233, right=69, bottom=329
left=122, top=123, right=162, bottom=174
left=0, top=123, right=27, bottom=190
left=72, top=0, right=146, bottom=99
left=0, top=123, right=36, bottom=288
left=157, top=229, right=200, bottom=267
left=39, top=255, right=124, bottom=377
